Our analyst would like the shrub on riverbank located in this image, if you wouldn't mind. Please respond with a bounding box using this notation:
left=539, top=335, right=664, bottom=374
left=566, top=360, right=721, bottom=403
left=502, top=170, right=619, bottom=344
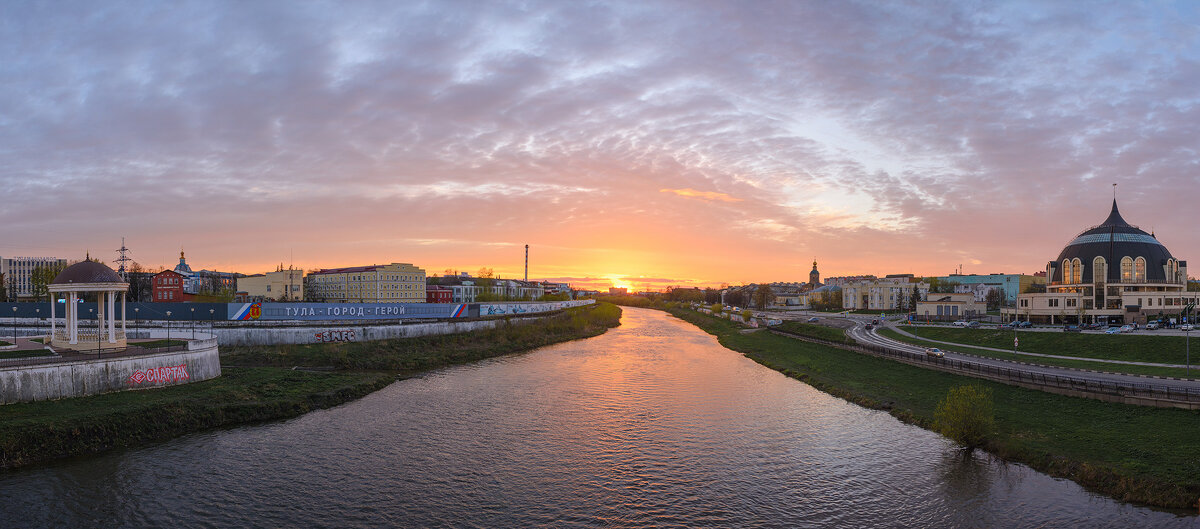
left=666, top=306, right=1200, bottom=510
left=933, top=385, right=994, bottom=451
left=222, top=303, right=621, bottom=373
left=774, top=322, right=851, bottom=344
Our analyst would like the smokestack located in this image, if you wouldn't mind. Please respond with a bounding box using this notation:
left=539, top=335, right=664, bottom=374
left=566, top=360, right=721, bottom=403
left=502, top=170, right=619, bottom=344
left=524, top=244, right=529, bottom=281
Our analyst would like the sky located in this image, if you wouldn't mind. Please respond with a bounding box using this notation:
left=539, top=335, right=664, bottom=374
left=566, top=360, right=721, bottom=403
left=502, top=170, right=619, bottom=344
left=4, top=1, right=1200, bottom=291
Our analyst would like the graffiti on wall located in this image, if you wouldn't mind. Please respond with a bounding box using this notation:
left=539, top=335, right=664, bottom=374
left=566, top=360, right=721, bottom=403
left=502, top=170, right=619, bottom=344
left=128, top=364, right=190, bottom=385
left=314, top=329, right=356, bottom=343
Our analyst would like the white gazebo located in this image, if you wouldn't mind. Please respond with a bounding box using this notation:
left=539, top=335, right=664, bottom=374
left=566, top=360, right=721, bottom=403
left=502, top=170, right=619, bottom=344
left=47, top=261, right=129, bottom=350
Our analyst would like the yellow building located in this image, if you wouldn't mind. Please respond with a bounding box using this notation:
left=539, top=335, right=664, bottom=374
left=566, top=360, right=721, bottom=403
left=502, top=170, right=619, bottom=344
left=238, top=269, right=305, bottom=301
left=310, top=263, right=426, bottom=303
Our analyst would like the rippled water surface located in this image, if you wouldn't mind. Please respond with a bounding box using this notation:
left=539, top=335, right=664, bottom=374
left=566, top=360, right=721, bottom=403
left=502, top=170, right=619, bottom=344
left=2, top=307, right=1195, bottom=528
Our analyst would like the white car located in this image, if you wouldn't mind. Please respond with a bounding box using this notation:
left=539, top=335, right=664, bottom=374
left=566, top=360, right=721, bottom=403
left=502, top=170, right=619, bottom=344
left=924, top=347, right=945, bottom=358
left=952, top=320, right=969, bottom=327
left=1182, top=324, right=1195, bottom=332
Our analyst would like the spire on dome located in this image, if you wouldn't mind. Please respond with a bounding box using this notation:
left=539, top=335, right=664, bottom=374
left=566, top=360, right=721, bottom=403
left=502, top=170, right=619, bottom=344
left=1101, top=199, right=1131, bottom=228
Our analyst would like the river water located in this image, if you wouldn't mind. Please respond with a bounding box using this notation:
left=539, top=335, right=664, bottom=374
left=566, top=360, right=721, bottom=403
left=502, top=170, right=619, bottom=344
left=1, top=307, right=1195, bottom=528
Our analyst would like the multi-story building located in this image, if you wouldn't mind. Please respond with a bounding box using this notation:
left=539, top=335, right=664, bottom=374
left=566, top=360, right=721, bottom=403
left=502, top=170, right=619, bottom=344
left=309, top=263, right=426, bottom=303
left=426, top=285, right=452, bottom=303
left=842, top=277, right=929, bottom=311
left=434, top=276, right=546, bottom=303
left=152, top=270, right=187, bottom=302
left=0, top=256, right=68, bottom=300
left=1006, top=200, right=1193, bottom=325
left=238, top=269, right=305, bottom=302
left=934, top=273, right=1044, bottom=305
left=823, top=275, right=877, bottom=288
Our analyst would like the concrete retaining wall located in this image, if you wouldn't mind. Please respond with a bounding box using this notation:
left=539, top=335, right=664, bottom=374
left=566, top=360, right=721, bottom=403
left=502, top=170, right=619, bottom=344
left=213, top=317, right=541, bottom=346
left=0, top=344, right=221, bottom=404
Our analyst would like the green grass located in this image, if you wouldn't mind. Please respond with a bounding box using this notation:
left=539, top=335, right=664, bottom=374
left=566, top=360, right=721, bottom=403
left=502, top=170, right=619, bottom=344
left=774, top=321, right=853, bottom=343
left=668, top=307, right=1200, bottom=509
left=878, top=328, right=1199, bottom=379
left=900, top=325, right=1196, bottom=366
left=0, top=348, right=54, bottom=360
left=0, top=303, right=622, bottom=470
left=0, top=367, right=394, bottom=469
left=0, top=341, right=10, bottom=347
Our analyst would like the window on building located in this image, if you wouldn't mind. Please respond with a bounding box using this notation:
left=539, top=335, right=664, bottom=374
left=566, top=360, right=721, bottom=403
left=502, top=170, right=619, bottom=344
left=1121, top=257, right=1133, bottom=282
left=1072, top=258, right=1082, bottom=284
left=1134, top=257, right=1146, bottom=283
left=1093, top=256, right=1106, bottom=284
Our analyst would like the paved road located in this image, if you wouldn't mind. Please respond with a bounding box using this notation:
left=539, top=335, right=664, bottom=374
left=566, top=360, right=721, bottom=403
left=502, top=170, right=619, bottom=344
left=763, top=309, right=1200, bottom=394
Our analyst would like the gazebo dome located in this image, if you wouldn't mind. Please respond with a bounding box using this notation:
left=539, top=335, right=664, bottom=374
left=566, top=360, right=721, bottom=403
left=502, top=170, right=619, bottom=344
left=51, top=261, right=123, bottom=285
left=1051, top=200, right=1175, bottom=284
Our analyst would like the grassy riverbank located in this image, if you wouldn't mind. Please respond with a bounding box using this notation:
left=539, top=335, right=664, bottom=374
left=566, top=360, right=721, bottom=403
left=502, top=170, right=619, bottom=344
left=666, top=306, right=1200, bottom=510
left=0, top=303, right=621, bottom=470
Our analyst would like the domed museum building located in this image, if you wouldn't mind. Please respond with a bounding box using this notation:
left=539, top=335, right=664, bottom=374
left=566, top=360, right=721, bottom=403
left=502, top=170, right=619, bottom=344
left=1008, top=200, right=1195, bottom=325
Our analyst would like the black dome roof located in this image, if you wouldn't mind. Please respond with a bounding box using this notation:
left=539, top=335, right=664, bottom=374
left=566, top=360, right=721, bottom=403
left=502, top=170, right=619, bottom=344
left=1051, top=200, right=1175, bottom=284
left=51, top=261, right=124, bottom=284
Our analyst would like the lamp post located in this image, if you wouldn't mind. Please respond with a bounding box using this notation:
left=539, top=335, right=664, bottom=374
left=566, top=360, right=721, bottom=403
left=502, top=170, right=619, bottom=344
left=134, top=307, right=139, bottom=340
left=209, top=308, right=215, bottom=336
left=165, top=310, right=172, bottom=349
left=11, top=306, right=16, bottom=344
left=88, top=307, right=98, bottom=356
left=190, top=307, right=195, bottom=339
left=1187, top=326, right=1191, bottom=377
left=35, top=308, right=40, bottom=341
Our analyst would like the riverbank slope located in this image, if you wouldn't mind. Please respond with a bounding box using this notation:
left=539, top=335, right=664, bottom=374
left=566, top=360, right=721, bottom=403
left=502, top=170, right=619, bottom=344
left=0, top=303, right=621, bottom=469
left=664, top=305, right=1200, bottom=510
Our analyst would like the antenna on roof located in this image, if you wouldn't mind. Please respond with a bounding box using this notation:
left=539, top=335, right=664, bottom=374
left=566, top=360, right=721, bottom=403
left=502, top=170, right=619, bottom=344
left=1113, top=182, right=1117, bottom=200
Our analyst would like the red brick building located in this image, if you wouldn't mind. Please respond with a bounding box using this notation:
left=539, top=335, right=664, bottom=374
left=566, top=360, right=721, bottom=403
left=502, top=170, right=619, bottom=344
left=426, top=285, right=452, bottom=303
left=152, top=270, right=188, bottom=302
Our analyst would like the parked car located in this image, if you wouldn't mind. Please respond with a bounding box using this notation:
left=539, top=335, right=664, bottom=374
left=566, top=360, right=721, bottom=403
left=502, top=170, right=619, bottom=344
left=1146, top=321, right=1160, bottom=330
left=806, top=317, right=819, bottom=323
left=1018, top=321, right=1033, bottom=328
left=924, top=347, right=945, bottom=358
left=1119, top=325, right=1134, bottom=333
left=871, top=319, right=879, bottom=325
left=1105, top=327, right=1122, bottom=334
left=1063, top=325, right=1081, bottom=332
left=966, top=321, right=979, bottom=328
left=1182, top=324, right=1195, bottom=332
left=1001, top=321, right=1017, bottom=329
left=952, top=320, right=969, bottom=327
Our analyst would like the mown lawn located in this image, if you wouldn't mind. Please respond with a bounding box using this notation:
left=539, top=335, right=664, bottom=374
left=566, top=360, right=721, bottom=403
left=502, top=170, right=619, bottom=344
left=901, top=325, right=1197, bottom=366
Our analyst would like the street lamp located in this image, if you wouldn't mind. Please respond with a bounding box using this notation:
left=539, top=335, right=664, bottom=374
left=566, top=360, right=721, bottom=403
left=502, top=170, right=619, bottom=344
left=209, top=308, right=215, bottom=336
left=134, top=307, right=139, bottom=340
left=165, top=310, right=172, bottom=349
left=11, top=306, right=16, bottom=344
left=35, top=308, right=40, bottom=341
left=1187, top=326, right=1191, bottom=378
left=190, top=307, right=195, bottom=339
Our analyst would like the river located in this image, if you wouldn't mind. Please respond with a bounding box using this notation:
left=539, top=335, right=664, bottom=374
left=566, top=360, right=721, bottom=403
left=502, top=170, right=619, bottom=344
left=0, top=307, right=1194, bottom=528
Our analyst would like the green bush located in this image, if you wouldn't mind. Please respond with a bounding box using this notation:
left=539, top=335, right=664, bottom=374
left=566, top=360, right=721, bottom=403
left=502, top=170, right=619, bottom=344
left=934, top=385, right=995, bottom=450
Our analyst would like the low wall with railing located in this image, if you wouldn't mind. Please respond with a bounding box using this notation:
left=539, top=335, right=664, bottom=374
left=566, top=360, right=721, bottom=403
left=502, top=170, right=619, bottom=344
left=0, top=341, right=221, bottom=405
left=768, top=328, right=1200, bottom=410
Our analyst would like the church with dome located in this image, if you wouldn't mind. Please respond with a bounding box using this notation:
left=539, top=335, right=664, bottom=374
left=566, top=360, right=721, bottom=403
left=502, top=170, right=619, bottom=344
left=1008, top=199, right=1195, bottom=325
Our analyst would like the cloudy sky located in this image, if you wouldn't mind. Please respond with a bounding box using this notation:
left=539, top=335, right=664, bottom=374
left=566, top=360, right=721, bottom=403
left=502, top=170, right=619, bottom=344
left=4, top=1, right=1200, bottom=290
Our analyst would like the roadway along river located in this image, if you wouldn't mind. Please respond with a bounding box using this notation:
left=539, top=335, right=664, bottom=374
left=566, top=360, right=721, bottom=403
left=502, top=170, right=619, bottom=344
left=0, top=307, right=1193, bottom=528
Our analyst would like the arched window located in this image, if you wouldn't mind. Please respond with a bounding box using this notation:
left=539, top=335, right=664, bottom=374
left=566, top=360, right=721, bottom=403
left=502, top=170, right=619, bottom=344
left=1062, top=259, right=1072, bottom=284
left=1093, top=256, right=1106, bottom=284
left=1121, top=257, right=1133, bottom=283
left=1072, top=258, right=1083, bottom=284
left=1134, top=257, right=1147, bottom=283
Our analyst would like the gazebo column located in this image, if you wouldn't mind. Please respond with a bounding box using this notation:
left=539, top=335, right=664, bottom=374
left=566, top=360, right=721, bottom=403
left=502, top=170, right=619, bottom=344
left=121, top=292, right=126, bottom=339
left=50, top=294, right=56, bottom=339
left=97, top=292, right=104, bottom=342
left=107, top=291, right=116, bottom=343
left=69, top=292, right=78, bottom=344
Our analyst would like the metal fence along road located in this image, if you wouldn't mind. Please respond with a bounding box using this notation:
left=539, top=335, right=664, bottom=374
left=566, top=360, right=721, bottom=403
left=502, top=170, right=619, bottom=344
left=769, top=327, right=1200, bottom=408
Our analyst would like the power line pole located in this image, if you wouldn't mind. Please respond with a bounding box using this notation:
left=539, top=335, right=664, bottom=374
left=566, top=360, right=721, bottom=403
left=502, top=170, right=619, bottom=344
left=524, top=244, right=529, bottom=282
left=115, top=237, right=131, bottom=280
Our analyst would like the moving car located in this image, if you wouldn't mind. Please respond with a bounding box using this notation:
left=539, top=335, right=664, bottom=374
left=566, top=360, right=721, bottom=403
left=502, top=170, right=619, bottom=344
left=924, top=347, right=945, bottom=358
left=1182, top=324, right=1195, bottom=332
left=952, top=320, right=969, bottom=327
left=1018, top=321, right=1033, bottom=328
left=864, top=323, right=875, bottom=330
left=1105, top=327, right=1122, bottom=334
left=807, top=317, right=819, bottom=323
